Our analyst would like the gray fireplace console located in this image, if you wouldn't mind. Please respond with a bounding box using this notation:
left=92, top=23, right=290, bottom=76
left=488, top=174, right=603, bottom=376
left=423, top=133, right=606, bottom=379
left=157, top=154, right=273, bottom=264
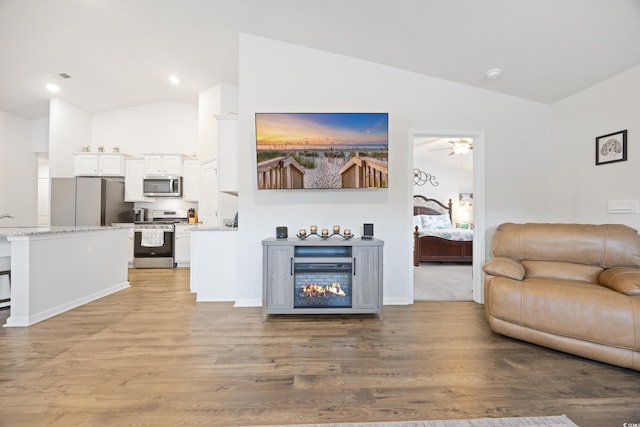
left=262, top=237, right=383, bottom=320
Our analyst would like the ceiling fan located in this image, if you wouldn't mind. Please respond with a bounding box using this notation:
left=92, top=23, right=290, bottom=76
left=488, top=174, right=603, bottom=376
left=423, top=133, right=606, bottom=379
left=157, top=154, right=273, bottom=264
left=429, top=138, right=473, bottom=155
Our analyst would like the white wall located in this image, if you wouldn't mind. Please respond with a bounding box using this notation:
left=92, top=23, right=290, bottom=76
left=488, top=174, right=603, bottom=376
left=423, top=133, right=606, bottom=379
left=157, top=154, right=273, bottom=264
left=0, top=111, right=38, bottom=226
left=92, top=102, right=198, bottom=157
left=48, top=99, right=198, bottom=177
left=237, top=34, right=552, bottom=306
left=549, top=64, right=640, bottom=230
left=49, top=99, right=92, bottom=177
left=31, top=117, right=49, bottom=153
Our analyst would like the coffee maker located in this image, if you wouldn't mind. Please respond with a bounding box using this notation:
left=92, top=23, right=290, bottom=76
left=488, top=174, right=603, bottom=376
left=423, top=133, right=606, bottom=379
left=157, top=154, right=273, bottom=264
left=133, top=207, right=147, bottom=222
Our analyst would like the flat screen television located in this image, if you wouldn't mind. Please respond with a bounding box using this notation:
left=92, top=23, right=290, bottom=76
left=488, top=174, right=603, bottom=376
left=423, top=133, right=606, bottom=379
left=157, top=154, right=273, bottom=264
left=255, top=112, right=389, bottom=190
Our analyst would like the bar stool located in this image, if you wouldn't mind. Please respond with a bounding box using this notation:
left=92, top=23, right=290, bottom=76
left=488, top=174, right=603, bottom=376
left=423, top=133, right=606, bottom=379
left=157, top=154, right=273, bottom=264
left=0, top=256, right=10, bottom=305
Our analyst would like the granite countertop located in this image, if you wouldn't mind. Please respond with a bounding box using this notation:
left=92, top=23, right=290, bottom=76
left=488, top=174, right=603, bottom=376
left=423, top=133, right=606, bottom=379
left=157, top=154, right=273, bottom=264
left=192, top=226, right=238, bottom=232
left=110, top=223, right=135, bottom=228
left=0, top=225, right=129, bottom=237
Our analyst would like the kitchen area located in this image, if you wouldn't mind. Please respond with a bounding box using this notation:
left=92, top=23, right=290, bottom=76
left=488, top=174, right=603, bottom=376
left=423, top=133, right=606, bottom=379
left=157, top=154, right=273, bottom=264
left=0, top=83, right=241, bottom=325
left=45, top=152, right=232, bottom=270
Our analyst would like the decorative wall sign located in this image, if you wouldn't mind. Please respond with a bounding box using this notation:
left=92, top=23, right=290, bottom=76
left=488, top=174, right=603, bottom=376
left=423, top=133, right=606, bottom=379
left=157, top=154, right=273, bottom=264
left=413, top=168, right=439, bottom=186
left=596, top=130, right=627, bottom=165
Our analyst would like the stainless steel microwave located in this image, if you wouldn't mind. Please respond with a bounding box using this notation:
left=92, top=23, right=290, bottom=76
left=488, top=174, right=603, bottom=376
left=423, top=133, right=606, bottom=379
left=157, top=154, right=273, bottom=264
left=143, top=176, right=182, bottom=197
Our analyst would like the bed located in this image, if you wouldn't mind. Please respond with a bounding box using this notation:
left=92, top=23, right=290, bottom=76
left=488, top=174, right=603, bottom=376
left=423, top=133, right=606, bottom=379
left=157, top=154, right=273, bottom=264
left=413, top=195, right=473, bottom=266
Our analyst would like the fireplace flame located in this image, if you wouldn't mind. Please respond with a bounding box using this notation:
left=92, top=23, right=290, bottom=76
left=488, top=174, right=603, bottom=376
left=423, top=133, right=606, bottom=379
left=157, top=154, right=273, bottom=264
left=301, top=282, right=346, bottom=298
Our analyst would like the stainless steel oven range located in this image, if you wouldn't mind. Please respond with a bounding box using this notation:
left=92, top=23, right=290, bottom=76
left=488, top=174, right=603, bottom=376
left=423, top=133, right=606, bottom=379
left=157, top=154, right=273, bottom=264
left=133, top=209, right=187, bottom=268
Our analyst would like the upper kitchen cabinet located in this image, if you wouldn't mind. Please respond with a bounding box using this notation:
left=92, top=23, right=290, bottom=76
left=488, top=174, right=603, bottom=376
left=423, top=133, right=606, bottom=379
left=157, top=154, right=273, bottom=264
left=74, top=153, right=126, bottom=176
left=143, top=154, right=183, bottom=176
left=199, top=159, right=219, bottom=226
left=216, top=115, right=238, bottom=193
left=182, top=158, right=200, bottom=202
left=124, top=158, right=153, bottom=202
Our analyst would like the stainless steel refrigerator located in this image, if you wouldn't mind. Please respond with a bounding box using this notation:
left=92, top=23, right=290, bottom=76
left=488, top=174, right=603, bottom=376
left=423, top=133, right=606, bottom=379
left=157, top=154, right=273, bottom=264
left=50, top=177, right=134, bottom=226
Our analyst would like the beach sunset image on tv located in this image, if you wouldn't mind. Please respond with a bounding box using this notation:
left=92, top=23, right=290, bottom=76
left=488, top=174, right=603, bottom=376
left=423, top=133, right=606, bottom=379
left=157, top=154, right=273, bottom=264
left=255, top=113, right=389, bottom=189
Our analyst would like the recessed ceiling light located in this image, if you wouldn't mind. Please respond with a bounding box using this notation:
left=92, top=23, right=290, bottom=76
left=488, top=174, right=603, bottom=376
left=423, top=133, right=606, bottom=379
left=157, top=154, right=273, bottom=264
left=486, top=68, right=503, bottom=80
left=46, top=83, right=60, bottom=92
left=168, top=75, right=181, bottom=85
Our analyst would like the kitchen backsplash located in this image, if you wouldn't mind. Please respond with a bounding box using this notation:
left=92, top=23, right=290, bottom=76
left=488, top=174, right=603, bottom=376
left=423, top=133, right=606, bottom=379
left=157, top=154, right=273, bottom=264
left=134, top=198, right=198, bottom=214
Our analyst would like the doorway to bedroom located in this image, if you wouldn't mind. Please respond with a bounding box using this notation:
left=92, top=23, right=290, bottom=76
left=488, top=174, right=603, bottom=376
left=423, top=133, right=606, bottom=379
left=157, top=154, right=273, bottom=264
left=412, top=131, right=479, bottom=301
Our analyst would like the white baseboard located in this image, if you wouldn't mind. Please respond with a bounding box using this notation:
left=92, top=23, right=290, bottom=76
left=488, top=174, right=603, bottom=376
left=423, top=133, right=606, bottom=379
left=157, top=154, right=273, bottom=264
left=4, top=281, right=130, bottom=327
left=383, top=297, right=412, bottom=305
left=233, top=298, right=261, bottom=307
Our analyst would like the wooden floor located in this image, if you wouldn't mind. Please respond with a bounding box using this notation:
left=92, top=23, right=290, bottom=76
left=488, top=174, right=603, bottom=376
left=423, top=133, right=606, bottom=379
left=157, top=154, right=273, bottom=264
left=1, top=269, right=639, bottom=427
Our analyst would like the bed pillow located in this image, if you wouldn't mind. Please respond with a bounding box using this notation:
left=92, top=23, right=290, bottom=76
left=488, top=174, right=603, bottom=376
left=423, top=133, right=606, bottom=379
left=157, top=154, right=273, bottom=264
left=413, top=215, right=424, bottom=230
left=422, top=214, right=452, bottom=230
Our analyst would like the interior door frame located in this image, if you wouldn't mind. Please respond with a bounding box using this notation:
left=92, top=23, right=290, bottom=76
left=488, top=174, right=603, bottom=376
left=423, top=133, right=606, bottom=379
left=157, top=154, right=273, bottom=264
left=409, top=128, right=486, bottom=304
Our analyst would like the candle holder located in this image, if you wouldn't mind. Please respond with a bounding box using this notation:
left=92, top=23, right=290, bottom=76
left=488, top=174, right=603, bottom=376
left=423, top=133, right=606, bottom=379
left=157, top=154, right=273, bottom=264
left=296, top=226, right=354, bottom=240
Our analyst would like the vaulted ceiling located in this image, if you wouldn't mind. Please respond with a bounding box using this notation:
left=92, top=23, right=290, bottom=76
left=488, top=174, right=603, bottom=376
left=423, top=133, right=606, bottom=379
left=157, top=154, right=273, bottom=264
left=2, top=0, right=640, bottom=120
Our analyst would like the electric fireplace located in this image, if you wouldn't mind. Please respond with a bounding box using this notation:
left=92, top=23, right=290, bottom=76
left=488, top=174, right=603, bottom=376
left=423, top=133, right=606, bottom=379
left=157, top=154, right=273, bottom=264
left=262, top=238, right=383, bottom=319
left=294, top=261, right=352, bottom=308
left=293, top=245, right=353, bottom=308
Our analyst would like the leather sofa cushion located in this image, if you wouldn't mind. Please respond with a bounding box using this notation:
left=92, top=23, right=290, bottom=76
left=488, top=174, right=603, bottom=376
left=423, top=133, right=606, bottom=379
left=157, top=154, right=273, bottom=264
left=483, top=257, right=525, bottom=280
left=488, top=277, right=639, bottom=350
left=492, top=223, right=640, bottom=268
left=522, top=260, right=603, bottom=283
left=599, top=267, right=640, bottom=296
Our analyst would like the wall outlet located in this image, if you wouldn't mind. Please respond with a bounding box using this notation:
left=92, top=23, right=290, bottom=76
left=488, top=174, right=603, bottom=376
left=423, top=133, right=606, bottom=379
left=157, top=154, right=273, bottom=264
left=88, top=241, right=96, bottom=252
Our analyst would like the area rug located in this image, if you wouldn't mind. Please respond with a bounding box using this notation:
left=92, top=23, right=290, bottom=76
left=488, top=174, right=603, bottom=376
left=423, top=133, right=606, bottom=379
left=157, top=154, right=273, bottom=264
left=247, top=415, right=579, bottom=427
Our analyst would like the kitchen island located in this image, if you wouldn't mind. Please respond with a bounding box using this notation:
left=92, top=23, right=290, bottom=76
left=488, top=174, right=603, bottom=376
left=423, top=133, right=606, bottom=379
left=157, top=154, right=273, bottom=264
left=0, top=226, right=129, bottom=327
left=189, top=226, right=238, bottom=302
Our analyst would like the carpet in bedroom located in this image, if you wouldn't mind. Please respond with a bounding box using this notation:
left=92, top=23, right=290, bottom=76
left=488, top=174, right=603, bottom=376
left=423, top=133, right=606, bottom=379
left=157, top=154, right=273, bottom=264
left=414, top=263, right=473, bottom=301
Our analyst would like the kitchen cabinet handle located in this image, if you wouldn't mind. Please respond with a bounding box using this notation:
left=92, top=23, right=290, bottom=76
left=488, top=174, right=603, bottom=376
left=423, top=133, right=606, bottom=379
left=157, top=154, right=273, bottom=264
left=353, top=257, right=356, bottom=275
left=290, top=257, right=293, bottom=276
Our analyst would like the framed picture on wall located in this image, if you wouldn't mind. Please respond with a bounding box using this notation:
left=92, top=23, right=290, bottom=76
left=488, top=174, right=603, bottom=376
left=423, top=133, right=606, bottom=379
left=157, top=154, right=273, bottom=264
left=596, top=130, right=627, bottom=165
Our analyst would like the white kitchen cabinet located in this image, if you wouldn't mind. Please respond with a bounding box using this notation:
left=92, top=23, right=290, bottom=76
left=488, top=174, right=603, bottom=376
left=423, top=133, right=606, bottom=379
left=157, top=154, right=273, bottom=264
left=124, top=158, right=152, bottom=202
left=74, top=153, right=126, bottom=176
left=174, top=224, right=198, bottom=266
left=190, top=229, right=238, bottom=300
left=199, top=159, right=219, bottom=226
left=216, top=115, right=238, bottom=193
left=182, top=158, right=200, bottom=202
left=75, top=154, right=98, bottom=175
left=143, top=154, right=183, bottom=176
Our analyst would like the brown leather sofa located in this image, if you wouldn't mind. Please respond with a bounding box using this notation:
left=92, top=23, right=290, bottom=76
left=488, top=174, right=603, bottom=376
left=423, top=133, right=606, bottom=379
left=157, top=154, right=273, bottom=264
left=483, top=223, right=640, bottom=371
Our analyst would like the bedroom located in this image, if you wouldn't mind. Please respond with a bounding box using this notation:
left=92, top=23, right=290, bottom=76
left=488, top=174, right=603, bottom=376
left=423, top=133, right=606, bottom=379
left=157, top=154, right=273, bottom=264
left=413, top=134, right=474, bottom=301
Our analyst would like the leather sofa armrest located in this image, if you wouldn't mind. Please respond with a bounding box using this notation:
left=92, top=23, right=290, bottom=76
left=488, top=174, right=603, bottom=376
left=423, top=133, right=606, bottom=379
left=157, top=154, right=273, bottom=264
left=599, top=267, right=640, bottom=296
left=483, top=257, right=525, bottom=281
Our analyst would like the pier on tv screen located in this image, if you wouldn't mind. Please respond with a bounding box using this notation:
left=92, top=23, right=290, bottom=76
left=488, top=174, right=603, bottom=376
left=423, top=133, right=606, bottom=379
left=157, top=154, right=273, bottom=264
left=255, top=112, right=389, bottom=190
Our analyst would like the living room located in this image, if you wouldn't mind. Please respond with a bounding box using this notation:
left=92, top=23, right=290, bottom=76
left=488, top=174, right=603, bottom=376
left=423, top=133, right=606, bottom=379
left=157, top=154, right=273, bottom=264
left=235, top=34, right=640, bottom=307
left=1, top=3, right=638, bottom=308
left=1, top=2, right=640, bottom=425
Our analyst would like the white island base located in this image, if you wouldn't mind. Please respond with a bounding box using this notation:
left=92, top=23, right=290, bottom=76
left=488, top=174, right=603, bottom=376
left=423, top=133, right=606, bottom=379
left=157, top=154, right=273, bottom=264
left=1, top=227, right=130, bottom=327
left=189, top=227, right=238, bottom=302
